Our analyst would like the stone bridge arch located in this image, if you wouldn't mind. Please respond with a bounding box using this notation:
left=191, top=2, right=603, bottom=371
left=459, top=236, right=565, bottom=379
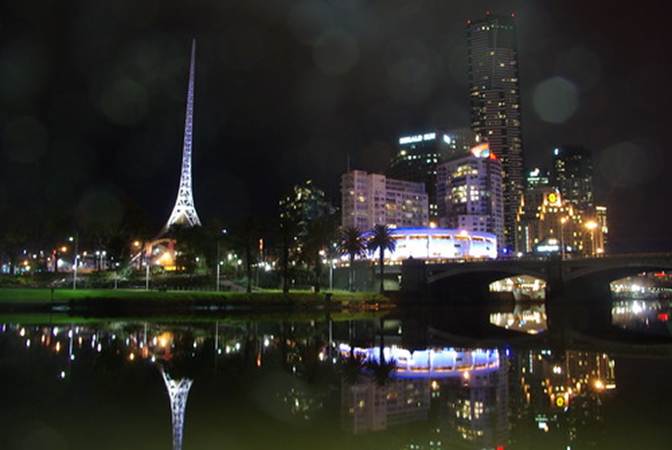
left=425, top=262, right=548, bottom=299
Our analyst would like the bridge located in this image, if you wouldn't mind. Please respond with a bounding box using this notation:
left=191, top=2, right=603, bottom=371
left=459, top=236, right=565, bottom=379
left=401, top=253, right=672, bottom=301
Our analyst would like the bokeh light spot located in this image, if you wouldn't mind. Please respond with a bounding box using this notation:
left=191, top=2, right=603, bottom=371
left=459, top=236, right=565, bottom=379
left=99, top=78, right=148, bottom=126
left=533, top=76, right=578, bottom=124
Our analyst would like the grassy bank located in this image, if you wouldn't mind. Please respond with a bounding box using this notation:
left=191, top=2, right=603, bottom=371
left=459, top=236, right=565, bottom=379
left=0, top=288, right=388, bottom=306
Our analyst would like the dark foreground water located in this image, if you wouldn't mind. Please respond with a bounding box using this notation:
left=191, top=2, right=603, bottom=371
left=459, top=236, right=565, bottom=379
left=2, top=299, right=672, bottom=450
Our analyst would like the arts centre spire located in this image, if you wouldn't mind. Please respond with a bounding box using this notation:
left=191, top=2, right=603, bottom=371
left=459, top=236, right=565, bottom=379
left=165, top=39, right=202, bottom=230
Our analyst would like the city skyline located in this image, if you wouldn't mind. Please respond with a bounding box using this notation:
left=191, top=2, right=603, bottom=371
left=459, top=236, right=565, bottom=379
left=0, top=1, right=670, bottom=251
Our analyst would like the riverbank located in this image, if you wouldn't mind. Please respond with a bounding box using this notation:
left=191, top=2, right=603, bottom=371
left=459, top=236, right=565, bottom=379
left=0, top=288, right=390, bottom=313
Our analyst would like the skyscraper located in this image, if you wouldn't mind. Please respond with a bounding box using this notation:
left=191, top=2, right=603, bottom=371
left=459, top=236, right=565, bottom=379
left=341, top=170, right=428, bottom=230
left=467, top=13, right=524, bottom=251
left=388, top=129, right=476, bottom=219
left=436, top=143, right=505, bottom=251
left=526, top=167, right=550, bottom=189
left=551, top=145, right=594, bottom=212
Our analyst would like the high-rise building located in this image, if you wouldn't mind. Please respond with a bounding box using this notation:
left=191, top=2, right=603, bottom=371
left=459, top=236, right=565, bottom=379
left=388, top=129, right=476, bottom=219
left=436, top=143, right=505, bottom=250
left=467, top=13, right=524, bottom=251
left=341, top=170, right=428, bottom=230
left=595, top=205, right=608, bottom=251
left=515, top=189, right=605, bottom=257
left=551, top=145, right=594, bottom=212
left=526, top=167, right=550, bottom=189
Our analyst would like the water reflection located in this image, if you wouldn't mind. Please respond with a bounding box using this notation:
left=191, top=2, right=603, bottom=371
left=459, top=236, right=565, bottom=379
left=0, top=303, right=671, bottom=449
left=490, top=304, right=548, bottom=334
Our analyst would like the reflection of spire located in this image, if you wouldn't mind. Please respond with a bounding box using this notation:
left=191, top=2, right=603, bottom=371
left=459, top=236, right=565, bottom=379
left=165, top=38, right=202, bottom=230
left=161, top=368, right=194, bottom=450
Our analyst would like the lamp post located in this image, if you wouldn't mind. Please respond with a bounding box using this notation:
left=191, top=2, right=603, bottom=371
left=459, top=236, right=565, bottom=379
left=216, top=229, right=227, bottom=291
left=145, top=259, right=150, bottom=290
left=329, top=259, right=334, bottom=291
left=69, top=234, right=79, bottom=290
left=585, top=221, right=598, bottom=256
left=559, top=217, right=567, bottom=260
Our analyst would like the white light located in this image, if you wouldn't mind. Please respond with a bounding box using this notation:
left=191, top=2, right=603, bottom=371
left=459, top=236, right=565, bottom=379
left=442, top=134, right=452, bottom=144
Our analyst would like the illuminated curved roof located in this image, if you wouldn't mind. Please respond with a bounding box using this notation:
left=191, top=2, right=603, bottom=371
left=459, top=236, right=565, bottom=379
left=368, top=227, right=496, bottom=241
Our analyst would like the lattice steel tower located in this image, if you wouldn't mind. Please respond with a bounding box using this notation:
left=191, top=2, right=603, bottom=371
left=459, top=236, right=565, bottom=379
left=161, top=368, right=194, bottom=450
left=165, top=39, right=202, bottom=230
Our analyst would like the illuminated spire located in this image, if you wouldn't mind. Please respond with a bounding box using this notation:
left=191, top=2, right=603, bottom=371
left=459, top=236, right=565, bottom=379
left=166, top=39, right=202, bottom=230
left=161, top=368, right=193, bottom=450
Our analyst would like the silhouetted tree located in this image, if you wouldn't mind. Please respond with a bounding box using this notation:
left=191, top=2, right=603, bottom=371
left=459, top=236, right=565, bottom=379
left=367, top=225, right=396, bottom=293
left=338, top=227, right=366, bottom=291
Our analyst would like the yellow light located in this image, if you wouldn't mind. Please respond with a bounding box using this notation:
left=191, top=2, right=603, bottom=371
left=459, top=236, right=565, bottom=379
left=429, top=221, right=437, bottom=229
left=133, top=240, right=141, bottom=248
left=560, top=216, right=568, bottom=224
left=593, top=379, right=605, bottom=391
left=585, top=221, right=598, bottom=230
left=60, top=246, right=68, bottom=253
left=555, top=396, right=566, bottom=408
left=157, top=332, right=173, bottom=348
left=129, top=353, right=135, bottom=361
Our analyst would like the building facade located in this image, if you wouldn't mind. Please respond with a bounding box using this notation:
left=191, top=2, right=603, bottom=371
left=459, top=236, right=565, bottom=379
left=515, top=189, right=606, bottom=257
left=551, top=145, right=594, bottom=212
left=341, top=170, right=428, bottom=230
left=526, top=167, right=550, bottom=189
left=436, top=144, right=505, bottom=251
left=388, top=129, right=476, bottom=219
left=467, top=13, right=524, bottom=251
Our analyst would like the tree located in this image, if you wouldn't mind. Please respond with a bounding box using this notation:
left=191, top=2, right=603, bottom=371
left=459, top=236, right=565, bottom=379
left=227, top=218, right=262, bottom=294
left=303, top=215, right=338, bottom=293
left=338, top=227, right=366, bottom=291
left=168, top=224, right=209, bottom=274
left=367, top=225, right=396, bottom=293
left=277, top=180, right=335, bottom=294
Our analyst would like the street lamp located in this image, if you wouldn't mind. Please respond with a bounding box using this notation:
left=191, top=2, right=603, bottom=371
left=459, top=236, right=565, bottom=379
left=69, top=234, right=79, bottom=290
left=585, top=221, right=598, bottom=256
left=216, top=228, right=227, bottom=291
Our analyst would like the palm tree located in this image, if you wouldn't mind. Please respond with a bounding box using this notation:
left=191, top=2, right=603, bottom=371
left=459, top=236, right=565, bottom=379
left=338, top=227, right=366, bottom=291
left=367, top=225, right=396, bottom=293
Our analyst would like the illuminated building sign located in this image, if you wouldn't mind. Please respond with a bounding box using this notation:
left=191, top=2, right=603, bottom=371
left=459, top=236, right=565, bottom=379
left=545, top=191, right=561, bottom=206
left=399, top=132, right=437, bottom=145
left=470, top=143, right=492, bottom=158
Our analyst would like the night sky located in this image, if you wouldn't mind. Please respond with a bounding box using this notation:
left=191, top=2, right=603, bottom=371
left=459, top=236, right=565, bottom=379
left=0, top=0, right=670, bottom=251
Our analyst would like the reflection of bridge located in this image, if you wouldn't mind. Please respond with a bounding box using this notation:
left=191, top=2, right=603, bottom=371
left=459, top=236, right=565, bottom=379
left=402, top=253, right=672, bottom=300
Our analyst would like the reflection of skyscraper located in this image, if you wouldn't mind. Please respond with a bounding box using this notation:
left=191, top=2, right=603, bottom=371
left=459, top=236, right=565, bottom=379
left=438, top=355, right=509, bottom=448
left=161, top=368, right=194, bottom=450
left=339, top=344, right=508, bottom=447
left=341, top=378, right=431, bottom=434
left=467, top=13, right=524, bottom=251
left=511, top=349, right=616, bottom=446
